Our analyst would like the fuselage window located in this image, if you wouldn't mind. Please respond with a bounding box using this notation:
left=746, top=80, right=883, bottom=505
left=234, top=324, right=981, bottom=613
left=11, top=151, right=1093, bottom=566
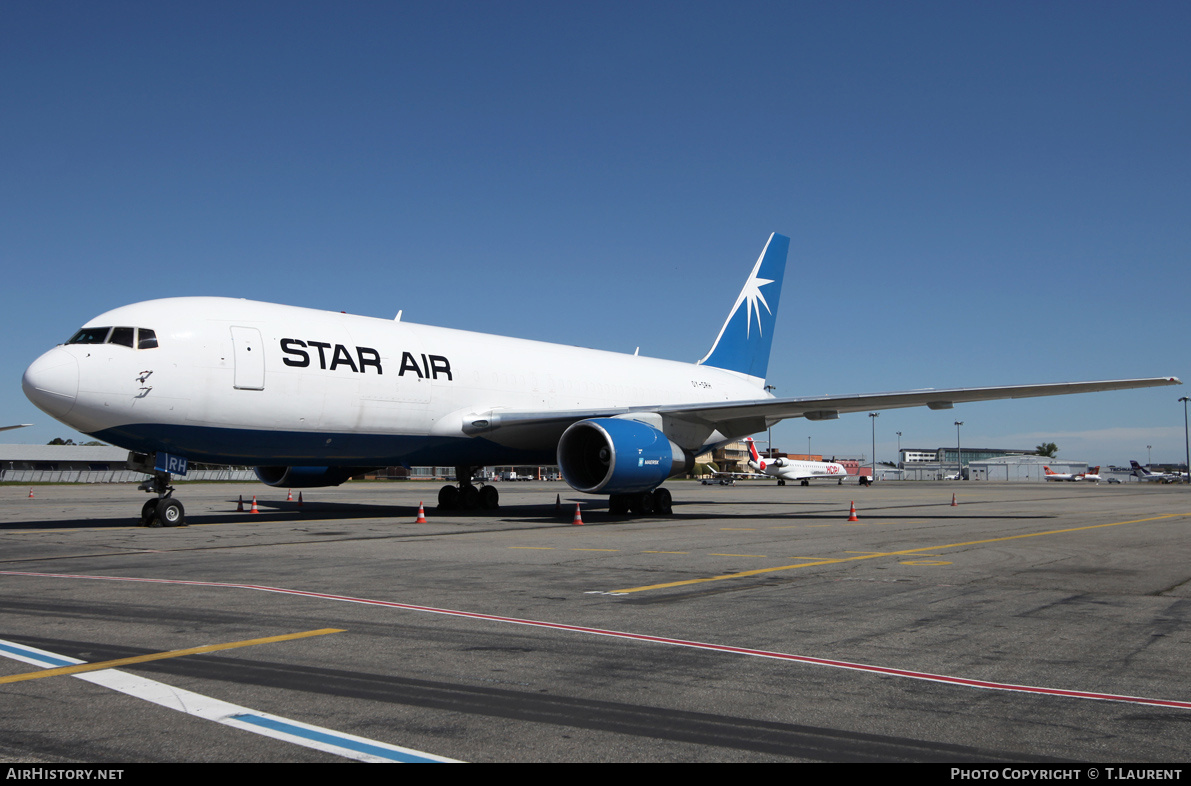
left=137, top=328, right=158, bottom=349
left=109, top=327, right=135, bottom=348
left=68, top=327, right=112, bottom=344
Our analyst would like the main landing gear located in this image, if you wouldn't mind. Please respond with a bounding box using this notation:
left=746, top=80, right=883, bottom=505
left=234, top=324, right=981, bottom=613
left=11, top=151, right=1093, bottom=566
left=137, top=470, right=185, bottom=527
left=608, top=487, right=673, bottom=516
left=437, top=465, right=499, bottom=511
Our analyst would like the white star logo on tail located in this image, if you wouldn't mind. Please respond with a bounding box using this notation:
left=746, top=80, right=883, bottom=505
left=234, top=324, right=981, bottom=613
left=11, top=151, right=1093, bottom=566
left=727, top=264, right=773, bottom=338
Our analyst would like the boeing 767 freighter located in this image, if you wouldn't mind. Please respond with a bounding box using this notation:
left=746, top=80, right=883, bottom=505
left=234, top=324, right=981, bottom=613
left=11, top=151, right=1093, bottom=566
left=23, top=234, right=1180, bottom=526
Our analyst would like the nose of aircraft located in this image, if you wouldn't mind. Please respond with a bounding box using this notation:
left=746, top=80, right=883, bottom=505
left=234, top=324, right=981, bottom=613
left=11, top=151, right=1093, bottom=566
left=23, top=348, right=79, bottom=419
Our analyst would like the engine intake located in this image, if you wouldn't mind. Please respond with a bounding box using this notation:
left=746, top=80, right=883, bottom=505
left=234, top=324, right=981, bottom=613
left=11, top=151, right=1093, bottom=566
left=557, top=418, right=692, bottom=495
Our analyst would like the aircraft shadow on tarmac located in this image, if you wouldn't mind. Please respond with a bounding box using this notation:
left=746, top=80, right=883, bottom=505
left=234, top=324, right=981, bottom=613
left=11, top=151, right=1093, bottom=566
left=0, top=496, right=1052, bottom=531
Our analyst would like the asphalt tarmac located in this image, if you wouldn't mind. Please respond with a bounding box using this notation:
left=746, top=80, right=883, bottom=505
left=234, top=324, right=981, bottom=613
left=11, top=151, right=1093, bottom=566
left=1, top=479, right=1188, bottom=763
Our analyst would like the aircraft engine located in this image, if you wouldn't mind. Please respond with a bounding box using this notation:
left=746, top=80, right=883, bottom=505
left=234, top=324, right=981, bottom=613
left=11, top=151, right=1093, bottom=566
left=254, top=466, right=373, bottom=488
left=557, top=418, right=693, bottom=495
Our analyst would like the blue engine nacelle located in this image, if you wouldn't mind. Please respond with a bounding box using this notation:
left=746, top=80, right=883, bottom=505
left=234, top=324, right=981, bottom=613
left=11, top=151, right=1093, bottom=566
left=254, top=466, right=373, bottom=488
left=557, top=418, right=693, bottom=495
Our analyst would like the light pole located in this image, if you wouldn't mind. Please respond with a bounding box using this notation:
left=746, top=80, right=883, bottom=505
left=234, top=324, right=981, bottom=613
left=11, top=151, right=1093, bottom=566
left=764, top=385, right=776, bottom=458
left=955, top=421, right=964, bottom=480
left=869, top=412, right=879, bottom=481
left=1181, top=397, right=1190, bottom=483
left=1147, top=445, right=1153, bottom=467
left=896, top=431, right=902, bottom=468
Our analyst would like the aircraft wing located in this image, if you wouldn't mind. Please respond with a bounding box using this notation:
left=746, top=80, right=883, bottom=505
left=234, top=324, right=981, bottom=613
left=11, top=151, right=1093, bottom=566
left=654, top=376, right=1183, bottom=428
left=0, top=424, right=33, bottom=432
left=467, top=376, right=1180, bottom=448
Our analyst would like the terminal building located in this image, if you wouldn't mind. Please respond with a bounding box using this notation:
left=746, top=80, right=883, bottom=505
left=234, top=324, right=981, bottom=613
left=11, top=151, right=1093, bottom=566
left=896, top=447, right=1090, bottom=482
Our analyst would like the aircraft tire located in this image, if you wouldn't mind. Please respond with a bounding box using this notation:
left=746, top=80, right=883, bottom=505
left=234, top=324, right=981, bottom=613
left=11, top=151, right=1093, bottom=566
left=630, top=491, right=655, bottom=515
left=140, top=499, right=159, bottom=527
left=778, top=479, right=785, bottom=486
left=156, top=498, right=185, bottom=527
left=479, top=485, right=499, bottom=509
left=459, top=484, right=480, bottom=509
left=609, top=494, right=630, bottom=515
left=654, top=487, right=673, bottom=515
left=438, top=484, right=459, bottom=510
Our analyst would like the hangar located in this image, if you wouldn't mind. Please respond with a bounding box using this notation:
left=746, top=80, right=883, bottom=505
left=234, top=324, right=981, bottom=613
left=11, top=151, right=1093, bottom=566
left=967, top=455, right=1086, bottom=482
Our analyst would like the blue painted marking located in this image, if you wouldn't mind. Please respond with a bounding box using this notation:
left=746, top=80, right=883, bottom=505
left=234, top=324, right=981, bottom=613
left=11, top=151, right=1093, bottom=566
left=0, top=641, right=77, bottom=667
left=231, top=714, right=446, bottom=763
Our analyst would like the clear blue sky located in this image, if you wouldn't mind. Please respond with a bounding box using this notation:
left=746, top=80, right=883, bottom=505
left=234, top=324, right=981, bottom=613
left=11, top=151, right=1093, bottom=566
left=3, top=1, right=1188, bottom=466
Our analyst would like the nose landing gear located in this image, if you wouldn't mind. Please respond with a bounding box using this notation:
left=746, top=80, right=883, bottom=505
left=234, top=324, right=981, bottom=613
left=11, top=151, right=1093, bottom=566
left=128, top=452, right=188, bottom=528
left=137, top=470, right=186, bottom=527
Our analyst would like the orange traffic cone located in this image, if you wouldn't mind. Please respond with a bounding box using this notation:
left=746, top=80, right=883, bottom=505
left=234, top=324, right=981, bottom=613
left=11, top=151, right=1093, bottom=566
left=297, top=492, right=303, bottom=507
left=250, top=496, right=259, bottom=514
left=847, top=501, right=859, bottom=522
left=416, top=502, right=427, bottom=523
left=951, top=493, right=958, bottom=507
left=286, top=489, right=293, bottom=501
left=27, top=488, right=33, bottom=499
left=572, top=503, right=584, bottom=526
left=555, top=493, right=561, bottom=514
left=237, top=495, right=244, bottom=511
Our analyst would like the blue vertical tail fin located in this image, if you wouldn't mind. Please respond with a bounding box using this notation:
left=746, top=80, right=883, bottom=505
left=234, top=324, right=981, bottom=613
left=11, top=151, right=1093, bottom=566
left=697, top=233, right=789, bottom=385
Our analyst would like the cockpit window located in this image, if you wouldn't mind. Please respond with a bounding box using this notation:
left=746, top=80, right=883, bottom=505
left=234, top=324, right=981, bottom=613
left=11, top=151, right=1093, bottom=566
left=109, top=327, right=135, bottom=348
left=66, top=326, right=158, bottom=349
left=68, top=327, right=112, bottom=344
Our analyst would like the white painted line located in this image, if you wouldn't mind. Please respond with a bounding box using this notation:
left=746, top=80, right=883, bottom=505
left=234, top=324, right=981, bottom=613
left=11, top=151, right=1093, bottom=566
left=0, top=637, right=458, bottom=763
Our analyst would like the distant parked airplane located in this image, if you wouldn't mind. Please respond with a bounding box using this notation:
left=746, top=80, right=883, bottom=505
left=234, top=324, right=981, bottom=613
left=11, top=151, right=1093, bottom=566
left=1043, top=466, right=1084, bottom=482
left=744, top=437, right=851, bottom=485
left=1130, top=461, right=1187, bottom=483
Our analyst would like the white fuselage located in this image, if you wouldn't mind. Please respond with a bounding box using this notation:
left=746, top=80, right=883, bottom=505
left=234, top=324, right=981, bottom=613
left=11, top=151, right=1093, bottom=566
left=23, top=297, right=769, bottom=467
left=750, top=458, right=849, bottom=483
left=1131, top=465, right=1185, bottom=482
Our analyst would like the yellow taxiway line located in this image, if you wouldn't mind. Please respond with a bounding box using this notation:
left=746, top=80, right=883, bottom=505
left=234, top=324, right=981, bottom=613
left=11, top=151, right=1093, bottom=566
left=0, top=628, right=344, bottom=685
left=612, top=513, right=1190, bottom=594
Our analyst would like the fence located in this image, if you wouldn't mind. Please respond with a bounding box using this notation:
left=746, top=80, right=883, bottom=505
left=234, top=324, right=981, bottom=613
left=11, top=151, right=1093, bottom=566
left=1, top=469, right=259, bottom=484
